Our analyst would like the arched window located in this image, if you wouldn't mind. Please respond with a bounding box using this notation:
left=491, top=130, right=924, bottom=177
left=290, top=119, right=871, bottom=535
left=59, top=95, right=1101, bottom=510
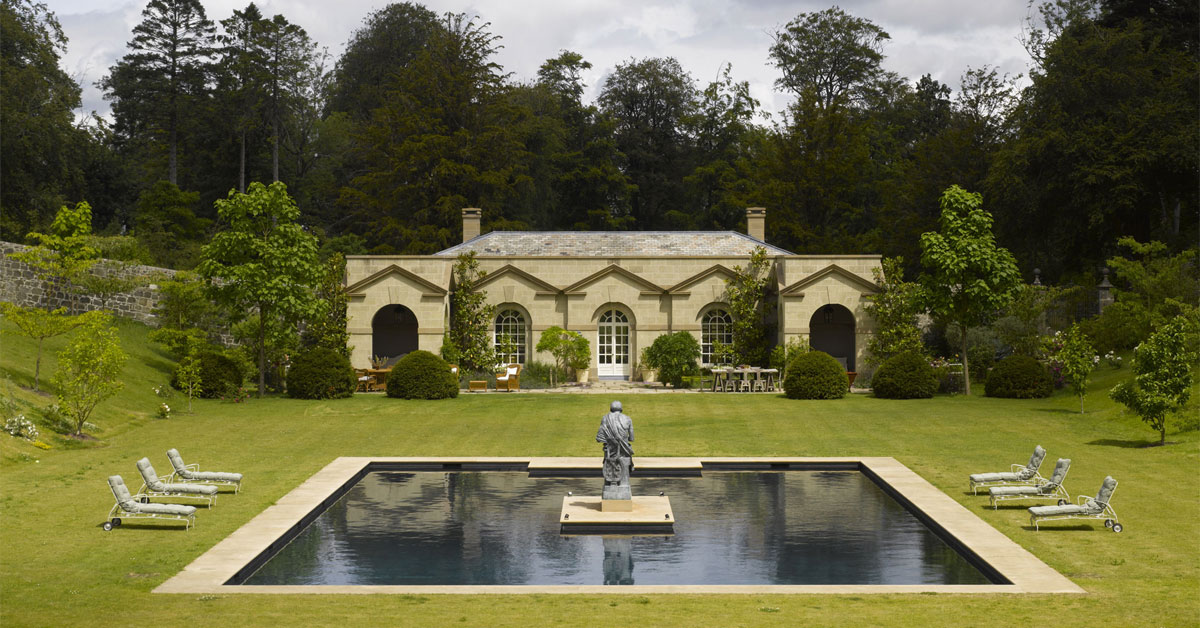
left=702, top=309, right=733, bottom=365
left=494, top=309, right=527, bottom=364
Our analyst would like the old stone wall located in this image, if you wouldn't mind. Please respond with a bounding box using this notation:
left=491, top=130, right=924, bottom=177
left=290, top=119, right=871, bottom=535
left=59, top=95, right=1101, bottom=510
left=0, top=241, right=175, bottom=326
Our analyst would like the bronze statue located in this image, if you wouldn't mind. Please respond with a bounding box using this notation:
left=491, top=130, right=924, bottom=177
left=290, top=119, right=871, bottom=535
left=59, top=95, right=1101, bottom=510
left=596, top=400, right=634, bottom=501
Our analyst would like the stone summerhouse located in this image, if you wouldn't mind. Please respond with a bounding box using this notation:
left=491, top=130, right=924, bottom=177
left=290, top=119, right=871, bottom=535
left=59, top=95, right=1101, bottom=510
left=344, top=208, right=881, bottom=378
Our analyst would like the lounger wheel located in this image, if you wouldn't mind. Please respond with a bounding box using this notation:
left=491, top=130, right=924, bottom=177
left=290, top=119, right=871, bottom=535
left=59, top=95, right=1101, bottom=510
left=140, top=496, right=150, bottom=503
left=1104, top=519, right=1114, bottom=528
left=1057, top=499, right=1068, bottom=506
left=103, top=521, right=114, bottom=531
left=1111, top=523, right=1123, bottom=533
left=112, top=517, right=121, bottom=527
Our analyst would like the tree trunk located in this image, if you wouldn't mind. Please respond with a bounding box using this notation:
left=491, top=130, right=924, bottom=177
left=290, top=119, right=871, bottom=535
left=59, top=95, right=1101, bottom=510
left=169, top=97, right=178, bottom=185
left=34, top=338, right=43, bottom=392
left=272, top=116, right=280, bottom=182
left=961, top=325, right=971, bottom=396
left=257, top=307, right=267, bottom=398
left=239, top=129, right=246, bottom=193
left=1079, top=395, right=1084, bottom=414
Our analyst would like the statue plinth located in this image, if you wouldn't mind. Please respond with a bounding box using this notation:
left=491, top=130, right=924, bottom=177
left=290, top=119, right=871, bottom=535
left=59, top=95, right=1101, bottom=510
left=559, top=496, right=674, bottom=534
left=602, top=484, right=632, bottom=508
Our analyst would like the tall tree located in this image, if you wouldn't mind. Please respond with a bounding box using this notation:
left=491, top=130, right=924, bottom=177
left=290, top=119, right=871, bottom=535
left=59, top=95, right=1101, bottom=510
left=217, top=3, right=268, bottom=193
left=919, top=185, right=1022, bottom=395
left=197, top=181, right=321, bottom=397
left=341, top=13, right=528, bottom=253
left=261, top=13, right=314, bottom=182
left=683, top=64, right=761, bottom=230
left=769, top=7, right=890, bottom=111
left=327, top=2, right=438, bottom=120
left=598, top=57, right=698, bottom=229
left=100, top=0, right=215, bottom=186
left=0, top=0, right=85, bottom=240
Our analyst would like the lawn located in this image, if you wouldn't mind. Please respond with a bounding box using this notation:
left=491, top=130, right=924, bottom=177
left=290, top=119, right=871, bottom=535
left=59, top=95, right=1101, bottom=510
left=1, top=319, right=1198, bottom=627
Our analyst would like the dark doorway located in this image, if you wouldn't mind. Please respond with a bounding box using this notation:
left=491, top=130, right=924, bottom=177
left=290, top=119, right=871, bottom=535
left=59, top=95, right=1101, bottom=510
left=809, top=304, right=856, bottom=371
left=372, top=305, right=418, bottom=362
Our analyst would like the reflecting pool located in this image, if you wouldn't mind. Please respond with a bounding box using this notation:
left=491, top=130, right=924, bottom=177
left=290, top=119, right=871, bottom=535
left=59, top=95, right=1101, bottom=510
left=243, top=471, right=992, bottom=586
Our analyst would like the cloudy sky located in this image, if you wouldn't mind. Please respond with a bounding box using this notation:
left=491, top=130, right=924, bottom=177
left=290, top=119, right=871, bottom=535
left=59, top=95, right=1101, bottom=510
left=49, top=0, right=1036, bottom=120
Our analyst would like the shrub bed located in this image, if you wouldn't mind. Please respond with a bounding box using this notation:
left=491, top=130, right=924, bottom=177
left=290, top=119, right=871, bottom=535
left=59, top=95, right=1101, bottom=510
left=386, top=350, right=459, bottom=400
left=173, top=351, right=243, bottom=398
left=872, top=351, right=937, bottom=399
left=783, top=350, right=847, bottom=399
left=286, top=347, right=356, bottom=399
left=984, top=355, right=1053, bottom=398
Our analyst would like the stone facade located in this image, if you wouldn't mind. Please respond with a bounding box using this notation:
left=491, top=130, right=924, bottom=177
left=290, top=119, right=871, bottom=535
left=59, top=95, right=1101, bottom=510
left=345, top=210, right=883, bottom=378
left=0, top=241, right=175, bottom=326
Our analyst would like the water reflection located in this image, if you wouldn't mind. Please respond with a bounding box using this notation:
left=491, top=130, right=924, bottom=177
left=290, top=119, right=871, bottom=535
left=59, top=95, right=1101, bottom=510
left=244, top=471, right=992, bottom=586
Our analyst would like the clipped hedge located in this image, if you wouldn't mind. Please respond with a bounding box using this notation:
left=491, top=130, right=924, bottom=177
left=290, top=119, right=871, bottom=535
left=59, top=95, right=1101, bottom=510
left=871, top=351, right=937, bottom=399
left=286, top=347, right=356, bottom=400
left=173, top=351, right=243, bottom=398
left=783, top=350, right=847, bottom=400
left=386, top=350, right=459, bottom=400
left=985, top=355, right=1053, bottom=399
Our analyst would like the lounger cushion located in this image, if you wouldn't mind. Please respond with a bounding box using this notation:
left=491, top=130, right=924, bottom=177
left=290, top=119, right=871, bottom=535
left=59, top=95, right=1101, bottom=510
left=1029, top=504, right=1091, bottom=517
left=970, top=471, right=1022, bottom=483
left=186, top=471, right=243, bottom=483
left=990, top=485, right=1044, bottom=497
left=108, top=475, right=139, bottom=510
left=125, top=502, right=197, bottom=516
left=159, top=482, right=219, bottom=495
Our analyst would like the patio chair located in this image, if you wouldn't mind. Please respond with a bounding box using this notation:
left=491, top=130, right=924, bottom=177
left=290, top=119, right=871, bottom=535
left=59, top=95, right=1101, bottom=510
left=495, top=363, right=521, bottom=391
left=969, top=445, right=1047, bottom=494
left=166, top=448, right=243, bottom=493
left=988, top=458, right=1071, bottom=509
left=104, top=475, right=196, bottom=531
left=136, top=457, right=218, bottom=507
left=354, top=368, right=375, bottom=392
left=1029, top=476, right=1122, bottom=532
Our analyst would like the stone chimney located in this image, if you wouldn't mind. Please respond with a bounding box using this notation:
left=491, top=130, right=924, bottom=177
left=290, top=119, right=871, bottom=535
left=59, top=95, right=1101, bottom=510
left=462, top=208, right=481, bottom=242
left=745, top=207, right=766, bottom=242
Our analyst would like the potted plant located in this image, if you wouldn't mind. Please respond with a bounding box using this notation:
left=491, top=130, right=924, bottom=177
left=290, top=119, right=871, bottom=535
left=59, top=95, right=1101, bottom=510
left=639, top=348, right=657, bottom=383
left=536, top=326, right=591, bottom=386
left=568, top=336, right=591, bottom=383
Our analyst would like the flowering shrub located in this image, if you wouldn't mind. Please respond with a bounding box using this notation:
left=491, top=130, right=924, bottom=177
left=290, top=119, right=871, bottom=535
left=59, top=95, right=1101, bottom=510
left=930, top=356, right=964, bottom=394
left=4, top=415, right=39, bottom=441
left=153, top=385, right=172, bottom=399
left=156, top=403, right=171, bottom=420
left=1104, top=351, right=1123, bottom=368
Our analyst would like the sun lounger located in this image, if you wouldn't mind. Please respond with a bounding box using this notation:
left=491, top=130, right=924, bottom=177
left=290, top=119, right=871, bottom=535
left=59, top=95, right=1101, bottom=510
left=104, top=475, right=196, bottom=530
left=166, top=448, right=243, bottom=493
left=969, top=445, right=1047, bottom=494
left=1029, top=476, right=1122, bottom=532
left=136, top=457, right=218, bottom=507
left=989, top=458, right=1071, bottom=509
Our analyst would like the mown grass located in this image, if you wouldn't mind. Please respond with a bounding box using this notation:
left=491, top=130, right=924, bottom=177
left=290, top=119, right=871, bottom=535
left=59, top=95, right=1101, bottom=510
left=1, top=319, right=1197, bottom=627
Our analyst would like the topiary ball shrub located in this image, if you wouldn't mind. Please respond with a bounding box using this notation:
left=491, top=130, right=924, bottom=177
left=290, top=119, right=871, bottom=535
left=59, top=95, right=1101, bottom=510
left=783, top=350, right=847, bottom=399
left=985, top=355, right=1053, bottom=399
left=173, top=351, right=243, bottom=398
left=871, top=351, right=937, bottom=399
left=386, top=350, right=459, bottom=400
left=287, top=347, right=356, bottom=400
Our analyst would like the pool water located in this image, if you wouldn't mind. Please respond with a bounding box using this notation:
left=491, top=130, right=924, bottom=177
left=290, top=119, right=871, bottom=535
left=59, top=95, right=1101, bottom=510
left=242, top=471, right=993, bottom=586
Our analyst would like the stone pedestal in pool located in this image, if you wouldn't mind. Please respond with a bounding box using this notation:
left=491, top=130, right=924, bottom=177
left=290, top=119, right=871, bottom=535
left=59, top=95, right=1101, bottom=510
left=559, top=495, right=674, bottom=534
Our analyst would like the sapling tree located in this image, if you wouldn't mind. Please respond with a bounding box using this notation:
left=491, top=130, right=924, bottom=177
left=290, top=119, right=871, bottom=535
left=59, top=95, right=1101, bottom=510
left=9, top=201, right=99, bottom=308
left=724, top=246, right=770, bottom=366
left=1110, top=316, right=1199, bottom=445
left=0, top=304, right=86, bottom=391
left=448, top=252, right=495, bottom=371
left=52, top=312, right=126, bottom=437
left=536, top=326, right=589, bottom=387
left=1058, top=324, right=1096, bottom=413
left=176, top=356, right=201, bottom=413
left=197, top=182, right=321, bottom=397
left=919, top=185, right=1022, bottom=395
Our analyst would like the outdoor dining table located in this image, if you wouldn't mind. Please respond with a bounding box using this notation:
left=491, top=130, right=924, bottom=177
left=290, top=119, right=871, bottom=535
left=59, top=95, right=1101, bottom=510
left=710, top=367, right=779, bottom=392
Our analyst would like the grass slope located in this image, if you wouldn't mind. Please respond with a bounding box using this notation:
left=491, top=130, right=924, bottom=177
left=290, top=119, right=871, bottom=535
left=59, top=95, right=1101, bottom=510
left=1, top=320, right=1198, bottom=627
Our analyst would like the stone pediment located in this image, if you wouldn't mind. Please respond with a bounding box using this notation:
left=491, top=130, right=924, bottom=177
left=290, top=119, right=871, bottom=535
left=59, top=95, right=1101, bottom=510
left=345, top=264, right=447, bottom=298
left=562, top=264, right=664, bottom=295
left=667, top=264, right=736, bottom=294
left=780, top=264, right=881, bottom=297
left=472, top=264, right=560, bottom=295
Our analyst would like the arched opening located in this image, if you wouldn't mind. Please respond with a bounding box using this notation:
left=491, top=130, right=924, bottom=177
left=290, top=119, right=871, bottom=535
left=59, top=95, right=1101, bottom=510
left=493, top=307, right=528, bottom=365
left=372, top=304, right=419, bottom=364
left=596, top=307, right=632, bottom=380
left=809, top=304, right=856, bottom=371
left=700, top=307, right=733, bottom=366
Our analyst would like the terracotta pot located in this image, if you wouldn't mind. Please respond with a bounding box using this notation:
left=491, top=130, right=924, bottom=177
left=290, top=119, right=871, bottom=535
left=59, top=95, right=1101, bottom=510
left=847, top=371, right=857, bottom=389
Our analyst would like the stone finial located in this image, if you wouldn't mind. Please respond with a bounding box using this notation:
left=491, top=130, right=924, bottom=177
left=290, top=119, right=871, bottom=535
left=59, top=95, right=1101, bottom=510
left=1032, top=268, right=1041, bottom=286
left=462, top=208, right=481, bottom=243
left=745, top=207, right=766, bottom=242
left=1097, top=267, right=1114, bottom=313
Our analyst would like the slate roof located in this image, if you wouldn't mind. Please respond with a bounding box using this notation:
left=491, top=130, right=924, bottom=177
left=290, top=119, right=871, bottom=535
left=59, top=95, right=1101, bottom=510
left=435, top=231, right=794, bottom=257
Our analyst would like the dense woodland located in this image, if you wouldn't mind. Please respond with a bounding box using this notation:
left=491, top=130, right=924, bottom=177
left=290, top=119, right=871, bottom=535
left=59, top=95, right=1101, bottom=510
left=2, top=0, right=1197, bottom=282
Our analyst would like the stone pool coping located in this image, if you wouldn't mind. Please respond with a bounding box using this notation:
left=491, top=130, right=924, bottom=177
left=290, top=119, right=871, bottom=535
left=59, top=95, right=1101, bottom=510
left=154, top=456, right=1084, bottom=595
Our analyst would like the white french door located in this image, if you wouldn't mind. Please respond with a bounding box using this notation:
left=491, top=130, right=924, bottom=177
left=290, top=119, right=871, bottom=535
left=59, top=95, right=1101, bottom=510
left=597, top=309, right=631, bottom=379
